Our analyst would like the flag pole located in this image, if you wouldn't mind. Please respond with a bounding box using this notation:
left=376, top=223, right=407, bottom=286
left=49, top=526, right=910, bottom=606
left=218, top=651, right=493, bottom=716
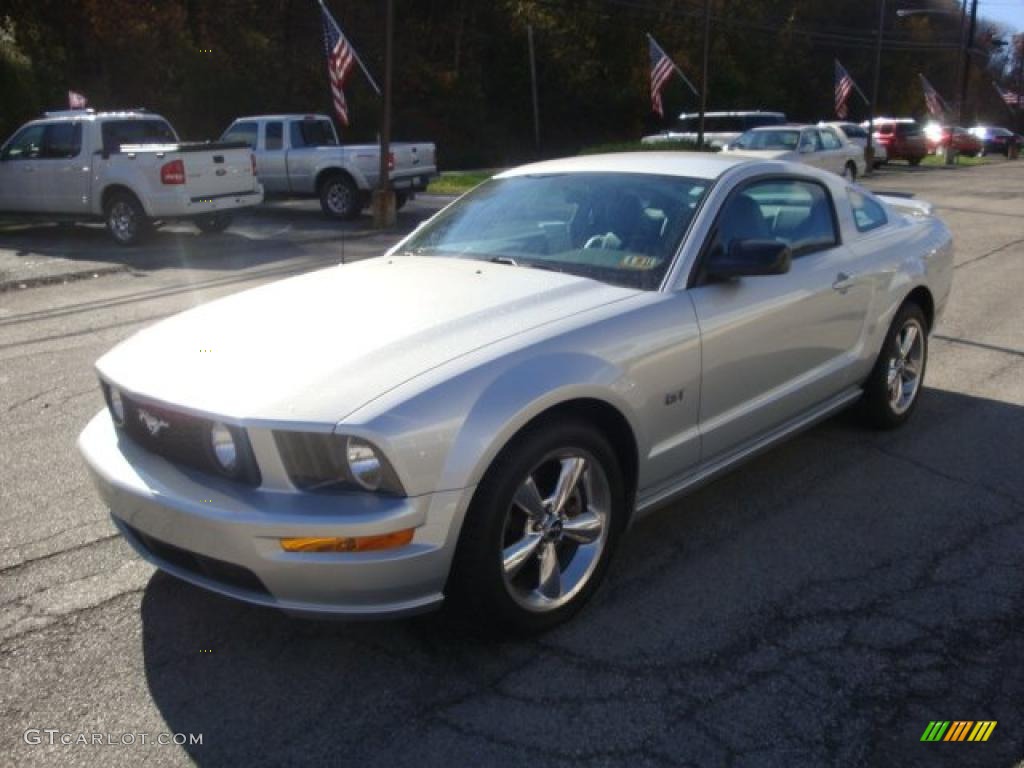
left=317, top=0, right=382, bottom=96
left=837, top=60, right=871, bottom=106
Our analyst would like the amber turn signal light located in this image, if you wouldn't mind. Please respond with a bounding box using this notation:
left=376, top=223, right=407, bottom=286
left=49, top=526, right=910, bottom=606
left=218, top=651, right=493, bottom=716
left=280, top=529, right=414, bottom=553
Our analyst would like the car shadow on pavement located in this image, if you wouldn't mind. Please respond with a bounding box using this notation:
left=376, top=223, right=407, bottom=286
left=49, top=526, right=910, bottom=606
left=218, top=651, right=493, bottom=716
left=138, top=387, right=1024, bottom=767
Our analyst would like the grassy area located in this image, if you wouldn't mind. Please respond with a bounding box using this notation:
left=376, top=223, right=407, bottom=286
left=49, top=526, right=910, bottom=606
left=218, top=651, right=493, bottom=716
left=577, top=139, right=712, bottom=155
left=426, top=170, right=496, bottom=195
left=920, top=153, right=996, bottom=167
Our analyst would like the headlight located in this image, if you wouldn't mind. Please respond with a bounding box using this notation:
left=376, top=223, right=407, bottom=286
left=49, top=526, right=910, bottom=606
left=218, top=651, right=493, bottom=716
left=210, top=421, right=239, bottom=475
left=273, top=431, right=405, bottom=495
left=107, top=386, right=125, bottom=425
left=346, top=437, right=383, bottom=491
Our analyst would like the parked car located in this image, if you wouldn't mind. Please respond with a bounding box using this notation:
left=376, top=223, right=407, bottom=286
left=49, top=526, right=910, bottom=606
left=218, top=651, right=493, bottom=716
left=722, top=124, right=866, bottom=179
left=0, top=109, right=262, bottom=245
left=642, top=110, right=786, bottom=149
left=220, top=114, right=437, bottom=219
left=968, top=125, right=1021, bottom=157
left=819, top=121, right=887, bottom=166
left=922, top=123, right=982, bottom=156
left=865, top=119, right=928, bottom=165
left=80, top=152, right=953, bottom=631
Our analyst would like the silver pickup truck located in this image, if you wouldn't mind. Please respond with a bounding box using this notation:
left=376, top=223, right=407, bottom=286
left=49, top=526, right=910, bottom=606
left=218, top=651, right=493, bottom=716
left=0, top=109, right=263, bottom=245
left=220, top=114, right=437, bottom=219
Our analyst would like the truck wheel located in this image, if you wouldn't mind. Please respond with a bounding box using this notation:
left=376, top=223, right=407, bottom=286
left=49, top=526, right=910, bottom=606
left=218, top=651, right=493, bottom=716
left=319, top=175, right=360, bottom=220
left=105, top=192, right=151, bottom=247
left=195, top=212, right=233, bottom=234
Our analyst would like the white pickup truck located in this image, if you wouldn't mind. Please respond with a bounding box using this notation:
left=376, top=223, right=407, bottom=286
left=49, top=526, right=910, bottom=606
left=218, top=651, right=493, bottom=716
left=220, top=114, right=437, bottom=219
left=0, top=109, right=263, bottom=245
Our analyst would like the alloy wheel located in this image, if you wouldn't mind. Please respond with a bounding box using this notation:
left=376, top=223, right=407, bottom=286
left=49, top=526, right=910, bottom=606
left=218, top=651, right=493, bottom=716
left=109, top=201, right=137, bottom=243
left=500, top=450, right=611, bottom=612
left=887, top=318, right=925, bottom=414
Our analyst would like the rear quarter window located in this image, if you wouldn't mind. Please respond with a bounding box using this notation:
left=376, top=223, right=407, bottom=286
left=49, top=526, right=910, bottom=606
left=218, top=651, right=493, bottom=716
left=848, top=188, right=888, bottom=233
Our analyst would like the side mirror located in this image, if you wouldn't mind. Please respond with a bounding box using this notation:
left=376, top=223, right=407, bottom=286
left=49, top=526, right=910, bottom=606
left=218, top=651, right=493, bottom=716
left=707, top=239, right=792, bottom=279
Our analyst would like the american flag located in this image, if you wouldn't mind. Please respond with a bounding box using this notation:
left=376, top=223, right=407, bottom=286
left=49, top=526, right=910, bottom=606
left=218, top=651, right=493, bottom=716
left=834, top=60, right=855, bottom=119
left=648, top=36, right=675, bottom=118
left=319, top=1, right=355, bottom=126
left=995, top=83, right=1021, bottom=106
left=919, top=74, right=949, bottom=120
left=68, top=90, right=87, bottom=109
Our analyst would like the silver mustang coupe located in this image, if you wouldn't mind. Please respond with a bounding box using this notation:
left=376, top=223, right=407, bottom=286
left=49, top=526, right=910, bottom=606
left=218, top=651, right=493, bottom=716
left=79, top=153, right=953, bottom=631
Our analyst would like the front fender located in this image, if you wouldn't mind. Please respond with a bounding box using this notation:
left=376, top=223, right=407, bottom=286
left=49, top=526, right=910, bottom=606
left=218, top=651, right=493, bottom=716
left=437, top=352, right=643, bottom=493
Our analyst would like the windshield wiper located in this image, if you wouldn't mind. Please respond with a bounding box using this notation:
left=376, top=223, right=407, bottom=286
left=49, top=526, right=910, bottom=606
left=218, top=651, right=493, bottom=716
left=488, top=256, right=519, bottom=266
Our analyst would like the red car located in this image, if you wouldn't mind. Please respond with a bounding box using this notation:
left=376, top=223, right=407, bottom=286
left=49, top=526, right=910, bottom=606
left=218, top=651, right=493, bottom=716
left=871, top=119, right=928, bottom=165
left=924, top=124, right=983, bottom=156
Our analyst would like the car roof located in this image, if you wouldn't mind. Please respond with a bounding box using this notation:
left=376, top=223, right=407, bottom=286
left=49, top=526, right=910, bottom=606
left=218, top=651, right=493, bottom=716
left=35, top=110, right=165, bottom=123
left=497, top=152, right=753, bottom=181
left=675, top=110, right=786, bottom=119
left=232, top=114, right=332, bottom=122
left=746, top=124, right=809, bottom=131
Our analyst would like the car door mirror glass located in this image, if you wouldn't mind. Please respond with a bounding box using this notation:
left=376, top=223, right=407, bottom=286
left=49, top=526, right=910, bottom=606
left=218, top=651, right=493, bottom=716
left=708, top=239, right=792, bottom=279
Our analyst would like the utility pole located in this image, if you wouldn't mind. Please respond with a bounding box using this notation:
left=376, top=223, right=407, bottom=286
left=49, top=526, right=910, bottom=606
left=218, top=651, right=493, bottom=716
left=372, top=0, right=395, bottom=228
left=866, top=0, right=886, bottom=170
left=958, top=0, right=979, bottom=127
left=527, top=25, right=541, bottom=154
left=954, top=0, right=969, bottom=125
left=697, top=0, right=711, bottom=148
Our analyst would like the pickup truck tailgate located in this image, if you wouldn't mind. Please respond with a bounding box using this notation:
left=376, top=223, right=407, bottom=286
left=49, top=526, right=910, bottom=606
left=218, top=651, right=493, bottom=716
left=179, top=145, right=257, bottom=198
left=390, top=142, right=435, bottom=178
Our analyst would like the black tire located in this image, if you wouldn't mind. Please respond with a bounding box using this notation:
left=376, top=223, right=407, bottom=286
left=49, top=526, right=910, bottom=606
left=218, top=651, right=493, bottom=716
left=194, top=212, right=233, bottom=234
left=104, top=191, right=151, bottom=246
left=447, top=419, right=627, bottom=634
left=395, top=191, right=409, bottom=210
left=843, top=161, right=857, bottom=181
left=859, top=302, right=928, bottom=429
left=908, top=156, right=922, bottom=167
left=318, top=174, right=360, bottom=220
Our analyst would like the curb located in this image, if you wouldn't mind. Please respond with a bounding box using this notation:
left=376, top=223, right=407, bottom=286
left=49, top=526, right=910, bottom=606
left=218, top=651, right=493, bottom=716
left=0, top=264, right=131, bottom=294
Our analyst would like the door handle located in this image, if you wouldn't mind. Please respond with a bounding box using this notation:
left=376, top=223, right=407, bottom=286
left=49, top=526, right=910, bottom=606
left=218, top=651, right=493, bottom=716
left=832, top=272, right=854, bottom=293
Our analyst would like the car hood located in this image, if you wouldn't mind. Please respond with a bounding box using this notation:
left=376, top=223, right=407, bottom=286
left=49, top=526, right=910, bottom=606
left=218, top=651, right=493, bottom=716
left=96, top=256, right=639, bottom=426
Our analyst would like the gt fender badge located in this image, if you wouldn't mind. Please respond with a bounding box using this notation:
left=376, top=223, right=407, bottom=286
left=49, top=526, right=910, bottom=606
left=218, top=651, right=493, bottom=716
left=138, top=409, right=170, bottom=437
left=665, top=389, right=685, bottom=406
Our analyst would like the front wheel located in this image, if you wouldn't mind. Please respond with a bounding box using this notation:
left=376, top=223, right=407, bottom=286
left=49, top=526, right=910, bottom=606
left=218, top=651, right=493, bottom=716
left=194, top=212, right=233, bottom=234
left=105, top=192, right=150, bottom=246
left=859, top=303, right=928, bottom=429
left=842, top=161, right=857, bottom=181
left=448, top=420, right=626, bottom=633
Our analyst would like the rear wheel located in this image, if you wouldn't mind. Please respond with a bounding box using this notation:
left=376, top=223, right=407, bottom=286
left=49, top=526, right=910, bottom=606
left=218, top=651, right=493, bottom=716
left=448, top=420, right=626, bottom=633
left=395, top=191, right=409, bottom=210
left=195, top=212, right=233, bottom=234
left=908, top=156, right=922, bottom=167
left=860, top=302, right=928, bottom=429
left=319, top=174, right=360, bottom=220
left=842, top=161, right=857, bottom=181
left=105, top=192, right=150, bottom=247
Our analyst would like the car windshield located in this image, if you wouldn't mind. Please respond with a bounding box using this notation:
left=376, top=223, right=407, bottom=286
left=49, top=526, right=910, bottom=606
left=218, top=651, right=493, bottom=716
left=733, top=129, right=800, bottom=150
left=397, top=172, right=711, bottom=290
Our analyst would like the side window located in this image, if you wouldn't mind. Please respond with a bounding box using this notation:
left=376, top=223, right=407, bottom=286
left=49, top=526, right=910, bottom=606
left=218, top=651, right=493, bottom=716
left=710, top=179, right=837, bottom=263
left=799, top=131, right=821, bottom=152
left=848, top=188, right=888, bottom=233
left=265, top=122, right=283, bottom=150
left=42, top=123, right=82, bottom=159
left=819, top=129, right=842, bottom=150
left=289, top=121, right=307, bottom=148
left=1, top=124, right=46, bottom=160
left=222, top=121, right=257, bottom=147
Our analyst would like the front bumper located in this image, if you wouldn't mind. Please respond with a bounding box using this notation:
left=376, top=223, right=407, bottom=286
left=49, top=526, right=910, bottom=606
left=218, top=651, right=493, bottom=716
left=78, top=410, right=468, bottom=618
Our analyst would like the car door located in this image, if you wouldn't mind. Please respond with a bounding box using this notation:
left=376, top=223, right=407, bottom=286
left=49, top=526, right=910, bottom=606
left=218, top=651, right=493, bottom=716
left=0, top=123, right=46, bottom=211
left=797, top=129, right=825, bottom=170
left=256, top=121, right=289, bottom=192
left=817, top=128, right=848, bottom=174
left=688, top=176, right=874, bottom=460
left=35, top=122, right=91, bottom=214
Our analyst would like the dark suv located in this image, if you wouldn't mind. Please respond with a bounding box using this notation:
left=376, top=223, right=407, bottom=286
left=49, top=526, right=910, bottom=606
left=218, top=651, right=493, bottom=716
left=872, top=120, right=928, bottom=165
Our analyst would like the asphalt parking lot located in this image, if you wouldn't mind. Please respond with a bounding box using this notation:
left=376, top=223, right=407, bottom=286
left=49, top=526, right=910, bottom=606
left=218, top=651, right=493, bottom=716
left=1, top=165, right=1022, bottom=767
